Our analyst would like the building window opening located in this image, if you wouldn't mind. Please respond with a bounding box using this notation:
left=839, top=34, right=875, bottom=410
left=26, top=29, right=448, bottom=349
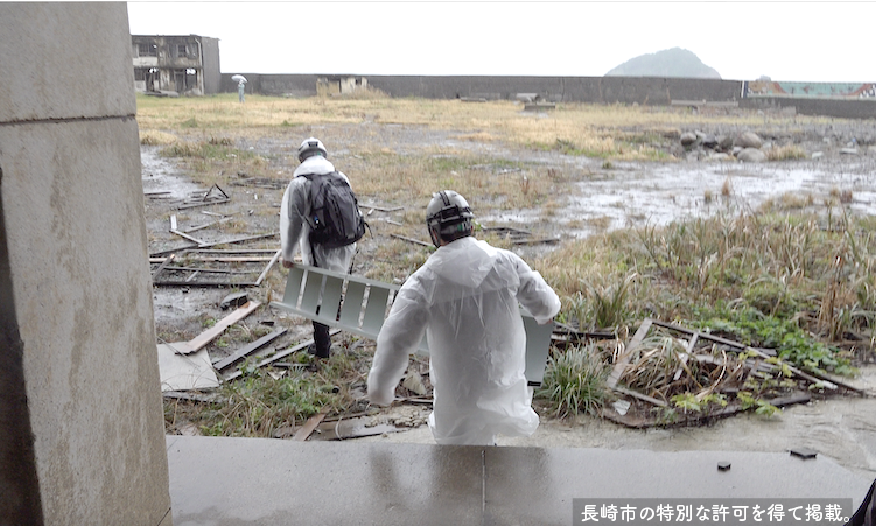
left=138, top=43, right=157, bottom=57
left=177, top=44, right=187, bottom=57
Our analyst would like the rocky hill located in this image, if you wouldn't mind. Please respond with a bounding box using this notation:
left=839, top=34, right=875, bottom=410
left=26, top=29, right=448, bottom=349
left=605, top=47, right=721, bottom=79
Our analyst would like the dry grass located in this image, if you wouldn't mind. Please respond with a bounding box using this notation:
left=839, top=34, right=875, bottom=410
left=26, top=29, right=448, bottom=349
left=767, top=144, right=808, bottom=161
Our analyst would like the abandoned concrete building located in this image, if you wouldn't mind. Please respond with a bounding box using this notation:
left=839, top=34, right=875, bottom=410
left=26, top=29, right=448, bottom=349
left=132, top=34, right=221, bottom=95
left=316, top=75, right=369, bottom=96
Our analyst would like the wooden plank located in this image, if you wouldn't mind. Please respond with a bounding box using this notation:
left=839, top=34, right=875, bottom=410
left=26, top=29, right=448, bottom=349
left=183, top=217, right=233, bottom=233
left=360, top=203, right=405, bottom=213
left=293, top=407, right=331, bottom=441
left=390, top=233, right=431, bottom=247
left=152, top=253, right=175, bottom=281
left=212, top=328, right=287, bottom=371
left=607, top=318, right=653, bottom=389
left=613, top=386, right=667, bottom=407
left=153, top=280, right=258, bottom=288
left=186, top=301, right=261, bottom=353
left=650, top=319, right=777, bottom=356
left=223, top=330, right=341, bottom=381
left=148, top=232, right=279, bottom=258
left=184, top=249, right=281, bottom=254
left=171, top=229, right=205, bottom=245
left=177, top=197, right=231, bottom=210
left=512, top=237, right=561, bottom=246
left=254, top=249, right=282, bottom=286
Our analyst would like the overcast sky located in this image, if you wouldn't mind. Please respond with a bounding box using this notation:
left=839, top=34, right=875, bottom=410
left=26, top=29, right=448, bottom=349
left=127, top=1, right=874, bottom=82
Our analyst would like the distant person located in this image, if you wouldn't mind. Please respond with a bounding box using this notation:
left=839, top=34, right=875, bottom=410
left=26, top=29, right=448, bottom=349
left=232, top=74, right=247, bottom=103
left=280, top=137, right=364, bottom=359
left=367, top=190, right=561, bottom=445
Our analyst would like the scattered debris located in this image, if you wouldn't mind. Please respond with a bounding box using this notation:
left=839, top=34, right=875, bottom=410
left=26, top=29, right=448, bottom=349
left=220, top=292, right=249, bottom=310
left=358, top=202, right=404, bottom=213
left=156, top=343, right=220, bottom=391
left=185, top=301, right=261, bottom=354
left=390, top=233, right=431, bottom=247
left=223, top=330, right=341, bottom=381
left=254, top=249, right=282, bottom=286
left=293, top=406, right=330, bottom=441
left=790, top=448, right=819, bottom=460
left=212, top=328, right=288, bottom=371
left=601, top=318, right=854, bottom=429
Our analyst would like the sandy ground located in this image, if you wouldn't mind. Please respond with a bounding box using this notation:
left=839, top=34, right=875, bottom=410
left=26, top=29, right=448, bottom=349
left=143, top=116, right=876, bottom=482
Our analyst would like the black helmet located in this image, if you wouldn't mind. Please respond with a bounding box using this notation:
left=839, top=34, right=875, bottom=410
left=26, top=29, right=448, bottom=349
left=426, top=190, right=474, bottom=247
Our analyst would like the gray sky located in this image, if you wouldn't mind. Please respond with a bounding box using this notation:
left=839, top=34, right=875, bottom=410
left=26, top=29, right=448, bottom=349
left=127, top=1, right=874, bottom=82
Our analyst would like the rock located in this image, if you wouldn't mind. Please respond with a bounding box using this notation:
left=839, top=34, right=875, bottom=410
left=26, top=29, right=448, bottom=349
left=718, top=135, right=734, bottom=150
left=701, top=134, right=718, bottom=149
left=220, top=292, right=249, bottom=309
left=738, top=132, right=763, bottom=149
left=840, top=148, right=858, bottom=156
left=680, top=132, right=697, bottom=147
left=736, top=148, right=766, bottom=163
left=812, top=152, right=824, bottom=159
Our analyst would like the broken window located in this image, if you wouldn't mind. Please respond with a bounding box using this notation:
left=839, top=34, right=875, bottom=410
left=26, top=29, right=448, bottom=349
left=138, top=43, right=157, bottom=57
left=177, top=44, right=187, bottom=57
left=134, top=68, right=148, bottom=81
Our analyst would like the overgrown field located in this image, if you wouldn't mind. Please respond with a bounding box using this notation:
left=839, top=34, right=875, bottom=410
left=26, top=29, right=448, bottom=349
left=143, top=93, right=873, bottom=436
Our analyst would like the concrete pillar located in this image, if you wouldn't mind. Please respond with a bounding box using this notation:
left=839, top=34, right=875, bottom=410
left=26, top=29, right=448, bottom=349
left=0, top=3, right=172, bottom=525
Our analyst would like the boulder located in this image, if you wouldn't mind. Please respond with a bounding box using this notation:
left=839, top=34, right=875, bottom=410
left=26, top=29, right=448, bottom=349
left=738, top=132, right=763, bottom=149
left=718, top=135, right=734, bottom=150
left=736, top=148, right=766, bottom=163
left=701, top=134, right=718, bottom=149
left=680, top=132, right=698, bottom=148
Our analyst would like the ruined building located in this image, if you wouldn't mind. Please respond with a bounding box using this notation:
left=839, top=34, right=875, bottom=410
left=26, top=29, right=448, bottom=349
left=132, top=34, right=220, bottom=95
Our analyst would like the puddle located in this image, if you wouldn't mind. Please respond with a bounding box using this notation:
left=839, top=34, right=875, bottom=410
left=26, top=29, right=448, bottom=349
left=141, top=145, right=203, bottom=200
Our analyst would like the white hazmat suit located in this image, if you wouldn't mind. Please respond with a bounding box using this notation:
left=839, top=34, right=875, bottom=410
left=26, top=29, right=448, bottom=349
left=367, top=236, right=561, bottom=445
left=280, top=155, right=356, bottom=272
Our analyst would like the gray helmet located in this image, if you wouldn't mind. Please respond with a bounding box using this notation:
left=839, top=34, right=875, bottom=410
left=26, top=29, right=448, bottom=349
left=426, top=190, right=474, bottom=247
left=298, top=137, right=327, bottom=162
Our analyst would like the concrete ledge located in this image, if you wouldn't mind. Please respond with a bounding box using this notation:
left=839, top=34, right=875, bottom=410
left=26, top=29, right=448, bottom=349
left=167, top=435, right=872, bottom=526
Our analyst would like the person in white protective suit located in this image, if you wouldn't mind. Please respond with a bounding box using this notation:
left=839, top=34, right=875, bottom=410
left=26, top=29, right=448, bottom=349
left=367, top=190, right=561, bottom=445
left=280, top=137, right=357, bottom=359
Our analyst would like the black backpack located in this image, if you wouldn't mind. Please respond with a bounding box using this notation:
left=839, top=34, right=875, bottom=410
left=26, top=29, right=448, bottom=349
left=300, top=171, right=366, bottom=249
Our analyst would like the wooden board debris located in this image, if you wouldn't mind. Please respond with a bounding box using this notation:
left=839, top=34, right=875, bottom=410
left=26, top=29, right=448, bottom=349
left=212, top=328, right=287, bottom=371
left=293, top=406, right=331, bottom=441
left=185, top=301, right=261, bottom=353
left=390, top=233, right=431, bottom=247
left=607, top=318, right=652, bottom=389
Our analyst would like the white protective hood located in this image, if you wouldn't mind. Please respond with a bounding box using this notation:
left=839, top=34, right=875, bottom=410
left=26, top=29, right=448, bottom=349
left=367, top=237, right=561, bottom=445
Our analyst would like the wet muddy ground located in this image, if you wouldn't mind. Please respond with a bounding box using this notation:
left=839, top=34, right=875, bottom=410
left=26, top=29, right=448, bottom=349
left=144, top=118, right=876, bottom=480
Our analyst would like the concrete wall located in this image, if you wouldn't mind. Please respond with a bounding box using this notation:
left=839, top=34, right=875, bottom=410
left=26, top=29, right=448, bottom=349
left=740, top=96, right=876, bottom=119
left=220, top=72, right=745, bottom=104
left=217, top=72, right=876, bottom=118
left=0, top=3, right=172, bottom=525
left=201, top=37, right=221, bottom=95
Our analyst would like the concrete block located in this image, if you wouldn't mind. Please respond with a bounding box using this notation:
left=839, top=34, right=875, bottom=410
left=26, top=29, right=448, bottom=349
left=0, top=3, right=135, bottom=122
